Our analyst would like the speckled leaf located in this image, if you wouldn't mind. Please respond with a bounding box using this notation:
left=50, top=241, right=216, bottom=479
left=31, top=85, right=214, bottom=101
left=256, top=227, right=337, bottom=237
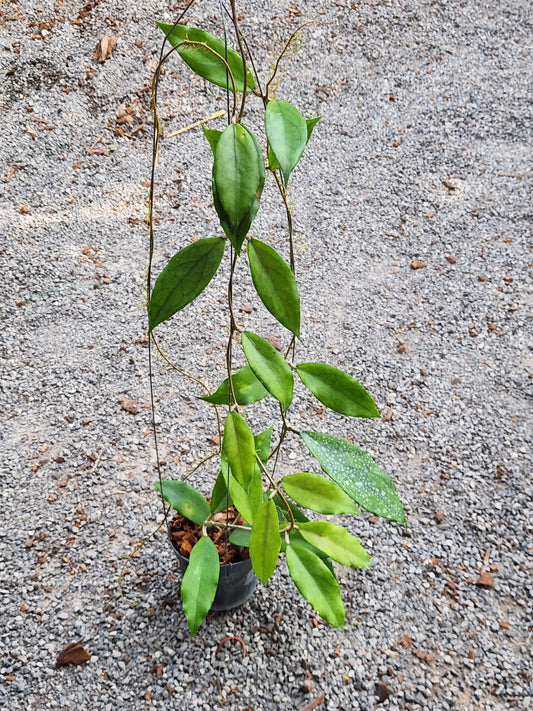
left=301, top=431, right=407, bottom=526
left=286, top=543, right=345, bottom=629
left=181, top=536, right=219, bottom=635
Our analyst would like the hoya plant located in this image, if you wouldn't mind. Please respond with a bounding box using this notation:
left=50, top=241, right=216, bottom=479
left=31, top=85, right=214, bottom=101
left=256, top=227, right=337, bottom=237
left=147, top=5, right=406, bottom=636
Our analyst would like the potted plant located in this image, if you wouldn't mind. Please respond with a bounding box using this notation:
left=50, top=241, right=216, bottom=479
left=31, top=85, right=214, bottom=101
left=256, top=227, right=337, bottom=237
left=147, top=4, right=407, bottom=636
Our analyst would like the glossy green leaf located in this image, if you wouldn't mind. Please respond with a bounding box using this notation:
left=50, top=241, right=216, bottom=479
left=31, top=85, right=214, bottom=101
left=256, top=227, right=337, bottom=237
left=301, top=431, right=407, bottom=526
left=154, top=480, right=210, bottom=525
left=157, top=22, right=255, bottom=92
left=210, top=468, right=231, bottom=514
left=281, top=472, right=360, bottom=515
left=283, top=529, right=335, bottom=575
left=273, top=494, right=334, bottom=574
left=248, top=239, right=300, bottom=337
left=241, top=331, right=294, bottom=410
left=202, top=125, right=222, bottom=154
left=306, top=116, right=321, bottom=141
left=254, top=427, right=272, bottom=465
left=265, top=99, right=308, bottom=185
left=249, top=498, right=281, bottom=584
left=299, top=522, right=370, bottom=569
left=228, top=472, right=254, bottom=524
left=213, top=124, right=265, bottom=253
left=199, top=365, right=268, bottom=406
left=286, top=543, right=345, bottom=629
left=149, top=237, right=225, bottom=331
left=222, top=411, right=256, bottom=487
left=296, top=363, right=379, bottom=418
left=229, top=527, right=251, bottom=547
left=181, top=536, right=220, bottom=635
left=267, top=145, right=280, bottom=171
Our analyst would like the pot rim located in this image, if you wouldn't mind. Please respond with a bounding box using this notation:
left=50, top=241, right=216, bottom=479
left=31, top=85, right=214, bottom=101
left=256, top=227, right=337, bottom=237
left=166, top=518, right=252, bottom=571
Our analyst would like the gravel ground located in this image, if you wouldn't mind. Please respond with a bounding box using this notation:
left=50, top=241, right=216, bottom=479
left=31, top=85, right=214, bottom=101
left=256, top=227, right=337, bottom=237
left=1, top=1, right=532, bottom=710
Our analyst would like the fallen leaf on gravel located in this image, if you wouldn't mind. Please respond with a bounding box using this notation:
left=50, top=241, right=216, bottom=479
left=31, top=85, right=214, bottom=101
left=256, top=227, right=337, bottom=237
left=19, top=204, right=30, bottom=214
left=93, top=35, right=116, bottom=62
left=397, top=343, right=407, bottom=354
left=410, top=260, right=426, bottom=270
left=56, top=642, right=91, bottom=668
left=86, top=146, right=110, bottom=156
left=412, top=648, right=434, bottom=662
left=118, top=396, right=139, bottom=414
left=475, top=571, right=494, bottom=588
left=446, top=255, right=456, bottom=264
left=375, top=681, right=390, bottom=703
left=383, top=406, right=393, bottom=422
left=396, top=635, right=413, bottom=649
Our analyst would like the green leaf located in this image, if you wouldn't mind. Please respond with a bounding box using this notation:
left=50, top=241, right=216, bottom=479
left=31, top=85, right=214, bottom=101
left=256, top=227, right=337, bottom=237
left=299, top=522, right=370, bottom=569
left=267, top=145, right=280, bottom=171
left=301, top=431, right=407, bottom=526
left=202, top=125, right=222, bottom=154
left=249, top=498, right=281, bottom=584
left=283, top=529, right=335, bottom=575
left=254, top=427, right=272, bottom=465
left=154, top=480, right=210, bottom=525
left=229, top=527, right=251, bottom=547
left=149, top=237, right=225, bottom=331
left=265, top=99, right=308, bottom=185
left=210, top=468, right=231, bottom=514
left=222, top=411, right=256, bottom=487
left=296, top=363, right=379, bottom=418
left=213, top=124, right=265, bottom=253
left=181, top=536, right=220, bottom=635
left=306, top=116, right=321, bottom=142
left=248, top=239, right=300, bottom=337
left=228, top=471, right=254, bottom=524
left=156, top=22, right=255, bottom=92
left=241, top=331, right=294, bottom=410
left=286, top=543, right=345, bottom=629
left=281, top=472, right=361, bottom=515
left=199, top=365, right=268, bottom=406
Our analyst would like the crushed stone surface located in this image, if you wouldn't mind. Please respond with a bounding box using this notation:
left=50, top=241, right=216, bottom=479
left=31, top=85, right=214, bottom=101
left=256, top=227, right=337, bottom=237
left=0, top=1, right=531, bottom=710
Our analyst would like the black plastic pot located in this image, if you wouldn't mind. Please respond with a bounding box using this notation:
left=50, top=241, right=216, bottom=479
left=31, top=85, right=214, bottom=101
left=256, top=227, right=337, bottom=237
left=167, top=523, right=257, bottom=611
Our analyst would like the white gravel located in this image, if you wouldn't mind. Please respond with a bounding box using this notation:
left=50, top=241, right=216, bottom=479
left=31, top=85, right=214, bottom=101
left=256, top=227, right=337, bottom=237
left=1, top=1, right=531, bottom=710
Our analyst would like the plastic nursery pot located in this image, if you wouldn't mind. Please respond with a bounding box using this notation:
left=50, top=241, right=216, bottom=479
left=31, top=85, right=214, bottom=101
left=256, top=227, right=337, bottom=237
left=167, top=522, right=257, bottom=611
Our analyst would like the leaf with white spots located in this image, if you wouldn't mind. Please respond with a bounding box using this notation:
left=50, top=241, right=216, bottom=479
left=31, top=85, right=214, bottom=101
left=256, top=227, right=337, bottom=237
left=301, top=431, right=407, bottom=526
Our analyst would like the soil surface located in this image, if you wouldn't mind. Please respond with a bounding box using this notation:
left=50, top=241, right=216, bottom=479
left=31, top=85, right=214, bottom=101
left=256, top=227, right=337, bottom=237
left=169, top=509, right=250, bottom=564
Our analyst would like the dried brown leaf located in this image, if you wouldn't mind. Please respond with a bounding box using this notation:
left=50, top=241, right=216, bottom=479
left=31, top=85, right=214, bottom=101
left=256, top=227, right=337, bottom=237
left=118, top=396, right=139, bottom=414
left=56, top=642, right=91, bottom=668
left=93, top=35, right=116, bottom=62
left=475, top=571, right=494, bottom=588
